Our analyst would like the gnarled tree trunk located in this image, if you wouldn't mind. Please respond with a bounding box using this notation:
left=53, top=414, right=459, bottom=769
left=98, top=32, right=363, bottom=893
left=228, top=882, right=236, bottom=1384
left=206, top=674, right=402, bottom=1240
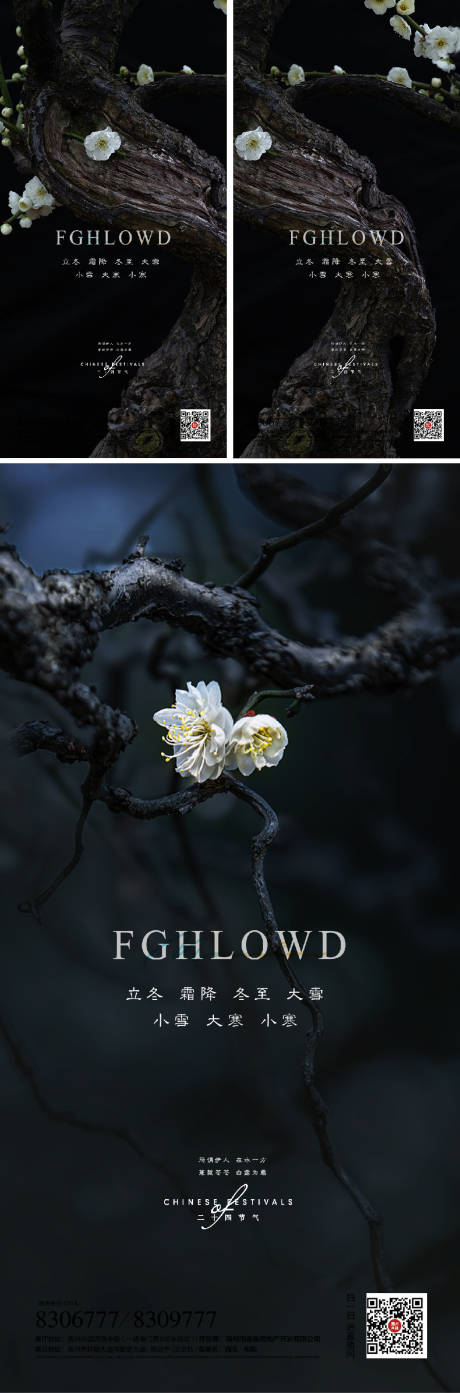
left=13, top=0, right=226, bottom=457
left=235, top=0, right=437, bottom=458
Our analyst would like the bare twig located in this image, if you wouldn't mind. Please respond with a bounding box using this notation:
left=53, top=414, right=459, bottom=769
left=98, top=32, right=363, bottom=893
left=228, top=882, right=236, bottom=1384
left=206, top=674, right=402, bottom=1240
left=0, top=1014, right=184, bottom=1187
left=235, top=463, right=393, bottom=589
left=237, top=686, right=315, bottom=718
left=234, top=462, right=424, bottom=604
left=224, top=772, right=391, bottom=1289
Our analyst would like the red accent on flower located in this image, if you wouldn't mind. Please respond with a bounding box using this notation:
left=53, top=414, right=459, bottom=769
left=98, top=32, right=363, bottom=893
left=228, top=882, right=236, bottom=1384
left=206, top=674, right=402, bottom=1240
left=244, top=709, right=256, bottom=717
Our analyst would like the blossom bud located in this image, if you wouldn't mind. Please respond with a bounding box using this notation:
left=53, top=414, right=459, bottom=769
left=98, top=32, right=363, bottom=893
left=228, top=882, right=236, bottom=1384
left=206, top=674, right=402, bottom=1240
left=1, top=136, right=11, bottom=146
left=19, top=216, right=32, bottom=228
left=0, top=223, right=13, bottom=235
left=11, top=73, right=22, bottom=82
left=1, top=107, right=13, bottom=118
left=20, top=64, right=28, bottom=73
left=434, top=93, right=444, bottom=101
left=17, top=44, right=25, bottom=57
left=16, top=25, right=22, bottom=35
left=431, top=77, right=442, bottom=88
left=119, top=65, right=129, bottom=76
left=270, top=66, right=280, bottom=75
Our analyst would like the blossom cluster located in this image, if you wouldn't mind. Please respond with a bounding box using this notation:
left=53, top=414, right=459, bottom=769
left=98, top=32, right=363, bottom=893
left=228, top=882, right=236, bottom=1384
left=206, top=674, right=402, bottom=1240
left=364, top=1, right=460, bottom=91
left=264, top=3, right=460, bottom=104
left=154, top=680, right=288, bottom=783
left=0, top=176, right=55, bottom=235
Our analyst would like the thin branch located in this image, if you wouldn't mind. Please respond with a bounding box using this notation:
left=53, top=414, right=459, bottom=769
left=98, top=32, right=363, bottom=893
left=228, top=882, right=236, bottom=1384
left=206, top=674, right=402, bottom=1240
left=0, top=1014, right=183, bottom=1187
left=234, top=462, right=424, bottom=604
left=235, top=463, right=393, bottom=589
left=223, top=773, right=391, bottom=1289
left=237, top=685, right=315, bottom=719
left=18, top=728, right=135, bottom=919
left=18, top=768, right=94, bottom=920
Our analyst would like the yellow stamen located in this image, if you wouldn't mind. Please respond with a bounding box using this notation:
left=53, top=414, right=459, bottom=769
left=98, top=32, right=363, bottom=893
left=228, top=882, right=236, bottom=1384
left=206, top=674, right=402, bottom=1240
left=242, top=724, right=276, bottom=758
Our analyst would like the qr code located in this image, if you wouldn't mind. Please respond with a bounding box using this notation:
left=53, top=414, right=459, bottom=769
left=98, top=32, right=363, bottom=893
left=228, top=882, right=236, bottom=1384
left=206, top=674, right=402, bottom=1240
left=413, top=408, right=444, bottom=442
left=366, top=1293, right=427, bottom=1359
left=180, top=409, right=211, bottom=442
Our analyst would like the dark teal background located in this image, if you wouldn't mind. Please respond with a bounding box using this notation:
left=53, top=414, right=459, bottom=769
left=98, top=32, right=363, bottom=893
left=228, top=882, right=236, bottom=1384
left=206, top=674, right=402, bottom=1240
left=0, top=461, right=459, bottom=1391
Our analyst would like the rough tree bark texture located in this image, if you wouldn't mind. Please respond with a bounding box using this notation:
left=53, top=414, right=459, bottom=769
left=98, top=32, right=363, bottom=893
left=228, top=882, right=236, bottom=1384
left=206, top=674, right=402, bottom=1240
left=2, top=471, right=460, bottom=744
left=13, top=0, right=226, bottom=457
left=235, top=0, right=438, bottom=458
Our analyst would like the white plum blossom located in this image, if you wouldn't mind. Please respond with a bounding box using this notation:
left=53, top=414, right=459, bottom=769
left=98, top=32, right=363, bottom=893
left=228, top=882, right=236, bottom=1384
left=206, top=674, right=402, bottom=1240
left=154, top=680, right=233, bottom=783
left=287, top=63, right=305, bottom=85
left=84, top=127, right=121, bottom=161
left=8, top=184, right=54, bottom=226
left=235, top=126, right=272, bottom=160
left=136, top=63, right=154, bottom=85
left=213, top=0, right=227, bottom=12
left=364, top=0, right=395, bottom=13
left=23, top=176, right=55, bottom=210
left=332, top=65, right=346, bottom=73
left=390, top=15, right=411, bottom=39
left=226, top=714, right=288, bottom=778
left=182, top=65, right=194, bottom=73
left=387, top=65, right=412, bottom=85
left=424, top=26, right=460, bottom=61
left=396, top=0, right=414, bottom=12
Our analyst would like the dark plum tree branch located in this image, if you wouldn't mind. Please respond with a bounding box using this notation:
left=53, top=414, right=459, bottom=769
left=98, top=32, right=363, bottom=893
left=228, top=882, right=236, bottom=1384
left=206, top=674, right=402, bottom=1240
left=235, top=461, right=392, bottom=588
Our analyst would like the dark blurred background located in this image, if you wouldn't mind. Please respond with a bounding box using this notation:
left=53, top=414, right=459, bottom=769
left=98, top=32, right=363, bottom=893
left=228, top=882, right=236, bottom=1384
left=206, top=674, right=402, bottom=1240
left=0, top=461, right=459, bottom=1392
left=235, top=0, right=460, bottom=457
left=0, top=0, right=226, bottom=458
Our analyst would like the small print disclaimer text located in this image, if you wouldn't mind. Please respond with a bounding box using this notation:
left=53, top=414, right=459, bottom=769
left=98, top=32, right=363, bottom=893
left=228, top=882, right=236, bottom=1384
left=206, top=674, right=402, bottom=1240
left=413, top=409, right=444, bottom=442
left=180, top=409, right=211, bottom=443
left=366, top=1293, right=427, bottom=1359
